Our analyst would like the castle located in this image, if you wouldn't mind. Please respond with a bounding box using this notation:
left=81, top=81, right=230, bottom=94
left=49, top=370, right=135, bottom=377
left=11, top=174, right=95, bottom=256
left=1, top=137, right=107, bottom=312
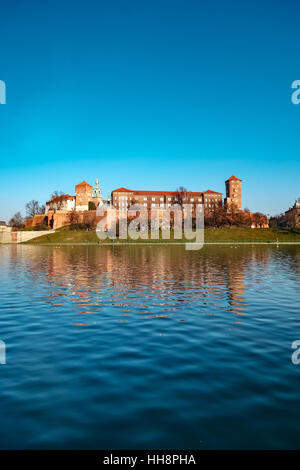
left=270, top=199, right=300, bottom=228
left=284, top=199, right=300, bottom=227
left=45, top=179, right=104, bottom=214
left=111, top=175, right=241, bottom=212
left=26, top=175, right=258, bottom=230
left=45, top=174, right=242, bottom=216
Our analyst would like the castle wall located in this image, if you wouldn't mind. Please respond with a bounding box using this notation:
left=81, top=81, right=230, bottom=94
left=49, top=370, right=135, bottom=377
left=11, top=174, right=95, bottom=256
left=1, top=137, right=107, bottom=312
left=32, top=214, right=48, bottom=226
left=0, top=230, right=55, bottom=244
left=47, top=210, right=108, bottom=230
left=24, top=218, right=33, bottom=227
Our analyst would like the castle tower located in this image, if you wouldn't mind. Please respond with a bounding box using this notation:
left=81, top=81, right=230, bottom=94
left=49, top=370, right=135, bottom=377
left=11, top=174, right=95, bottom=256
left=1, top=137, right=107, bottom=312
left=224, top=175, right=242, bottom=209
left=75, top=181, right=93, bottom=211
left=92, top=178, right=103, bottom=207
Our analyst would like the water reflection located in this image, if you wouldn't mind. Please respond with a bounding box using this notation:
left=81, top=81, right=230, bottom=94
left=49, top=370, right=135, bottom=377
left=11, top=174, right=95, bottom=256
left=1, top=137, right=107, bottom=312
left=3, top=244, right=300, bottom=323
left=1, top=244, right=300, bottom=449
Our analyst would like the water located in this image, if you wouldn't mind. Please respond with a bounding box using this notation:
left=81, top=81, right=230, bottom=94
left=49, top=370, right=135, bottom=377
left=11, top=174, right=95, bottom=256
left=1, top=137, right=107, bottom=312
left=0, top=244, right=300, bottom=449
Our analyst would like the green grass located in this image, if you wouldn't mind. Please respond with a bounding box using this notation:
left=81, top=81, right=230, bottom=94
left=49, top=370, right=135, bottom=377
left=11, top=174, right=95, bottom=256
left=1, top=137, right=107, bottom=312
left=26, top=227, right=300, bottom=244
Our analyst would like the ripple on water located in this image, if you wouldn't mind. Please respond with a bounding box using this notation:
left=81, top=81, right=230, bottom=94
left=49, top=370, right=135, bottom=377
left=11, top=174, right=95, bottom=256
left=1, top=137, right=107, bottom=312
left=0, top=244, right=300, bottom=449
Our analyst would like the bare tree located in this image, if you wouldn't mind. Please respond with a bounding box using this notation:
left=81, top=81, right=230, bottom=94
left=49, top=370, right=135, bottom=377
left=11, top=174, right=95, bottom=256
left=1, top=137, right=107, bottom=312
left=49, top=192, right=68, bottom=211
left=68, top=210, right=80, bottom=225
left=9, top=212, right=24, bottom=228
left=25, top=200, right=45, bottom=218
left=204, top=204, right=256, bottom=228
left=52, top=190, right=66, bottom=197
left=175, top=186, right=190, bottom=206
left=269, top=214, right=285, bottom=228
left=252, top=212, right=268, bottom=228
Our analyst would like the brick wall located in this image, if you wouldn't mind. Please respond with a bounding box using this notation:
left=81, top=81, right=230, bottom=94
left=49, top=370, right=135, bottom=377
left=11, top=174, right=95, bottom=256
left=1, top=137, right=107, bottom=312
left=24, top=218, right=33, bottom=227
left=32, top=214, right=48, bottom=226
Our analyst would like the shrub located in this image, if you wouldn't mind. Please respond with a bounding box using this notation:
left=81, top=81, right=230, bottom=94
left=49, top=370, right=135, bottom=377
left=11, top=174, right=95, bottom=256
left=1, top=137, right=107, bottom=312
left=58, top=223, right=94, bottom=232
left=88, top=201, right=96, bottom=210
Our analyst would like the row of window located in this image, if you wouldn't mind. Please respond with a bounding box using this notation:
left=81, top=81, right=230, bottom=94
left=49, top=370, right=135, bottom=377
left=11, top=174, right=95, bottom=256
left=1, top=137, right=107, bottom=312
left=115, top=196, right=206, bottom=202
left=115, top=202, right=218, bottom=208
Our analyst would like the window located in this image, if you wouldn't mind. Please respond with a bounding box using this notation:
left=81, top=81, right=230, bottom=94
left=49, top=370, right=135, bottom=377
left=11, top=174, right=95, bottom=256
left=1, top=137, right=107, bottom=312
left=144, top=197, right=147, bottom=201
left=160, top=197, right=163, bottom=201
left=152, top=197, right=155, bottom=201
left=168, top=197, right=171, bottom=201
left=191, top=198, right=194, bottom=202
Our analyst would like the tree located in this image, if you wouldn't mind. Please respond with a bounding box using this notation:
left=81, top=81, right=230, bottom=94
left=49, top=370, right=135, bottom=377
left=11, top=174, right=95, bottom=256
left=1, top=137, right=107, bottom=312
left=50, top=192, right=68, bottom=211
left=175, top=186, right=190, bottom=206
left=8, top=212, right=24, bottom=228
left=68, top=209, right=80, bottom=225
left=269, top=214, right=285, bottom=228
left=52, top=190, right=66, bottom=197
left=204, top=203, right=254, bottom=228
left=25, top=200, right=45, bottom=218
left=252, top=212, right=268, bottom=228
left=88, top=201, right=96, bottom=210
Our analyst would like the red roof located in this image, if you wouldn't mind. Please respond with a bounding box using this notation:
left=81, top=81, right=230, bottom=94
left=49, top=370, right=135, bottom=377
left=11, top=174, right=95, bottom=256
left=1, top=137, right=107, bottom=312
left=75, top=181, right=92, bottom=188
left=112, top=188, right=222, bottom=197
left=46, top=194, right=75, bottom=204
left=225, top=175, right=241, bottom=182
left=134, top=190, right=178, bottom=196
left=113, top=187, right=133, bottom=192
left=203, top=190, right=222, bottom=195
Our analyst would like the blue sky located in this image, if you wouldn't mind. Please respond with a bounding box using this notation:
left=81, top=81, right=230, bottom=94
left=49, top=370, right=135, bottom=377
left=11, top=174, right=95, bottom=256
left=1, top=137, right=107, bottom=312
left=0, top=0, right=300, bottom=221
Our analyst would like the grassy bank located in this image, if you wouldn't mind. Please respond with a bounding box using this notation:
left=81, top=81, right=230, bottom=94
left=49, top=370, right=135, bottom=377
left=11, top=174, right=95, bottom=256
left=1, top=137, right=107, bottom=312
left=25, top=227, right=300, bottom=244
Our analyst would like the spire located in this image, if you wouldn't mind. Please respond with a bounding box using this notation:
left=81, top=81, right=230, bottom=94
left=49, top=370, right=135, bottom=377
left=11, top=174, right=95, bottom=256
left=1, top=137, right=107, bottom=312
left=93, top=178, right=102, bottom=198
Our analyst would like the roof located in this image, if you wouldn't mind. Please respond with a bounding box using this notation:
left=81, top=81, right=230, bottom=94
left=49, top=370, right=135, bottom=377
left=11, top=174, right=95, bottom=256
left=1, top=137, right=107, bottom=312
left=112, top=187, right=133, bottom=192
left=134, top=190, right=178, bottom=196
left=46, top=194, right=75, bottom=204
left=203, top=190, right=222, bottom=195
left=75, top=181, right=92, bottom=188
left=112, top=188, right=221, bottom=197
left=225, top=175, right=241, bottom=182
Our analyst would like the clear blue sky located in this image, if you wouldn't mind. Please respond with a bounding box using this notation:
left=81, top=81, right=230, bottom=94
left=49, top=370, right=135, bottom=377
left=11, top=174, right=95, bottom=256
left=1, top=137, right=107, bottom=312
left=0, top=0, right=299, bottom=221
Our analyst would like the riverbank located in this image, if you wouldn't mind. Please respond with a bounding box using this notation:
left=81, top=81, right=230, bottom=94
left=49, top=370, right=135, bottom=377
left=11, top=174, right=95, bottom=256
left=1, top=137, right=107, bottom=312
left=25, top=227, right=300, bottom=244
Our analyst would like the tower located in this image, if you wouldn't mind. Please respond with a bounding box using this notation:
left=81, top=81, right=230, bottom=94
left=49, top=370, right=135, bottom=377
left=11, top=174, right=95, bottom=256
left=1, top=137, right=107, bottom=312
left=92, top=178, right=103, bottom=207
left=75, top=181, right=93, bottom=211
left=224, top=175, right=242, bottom=209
